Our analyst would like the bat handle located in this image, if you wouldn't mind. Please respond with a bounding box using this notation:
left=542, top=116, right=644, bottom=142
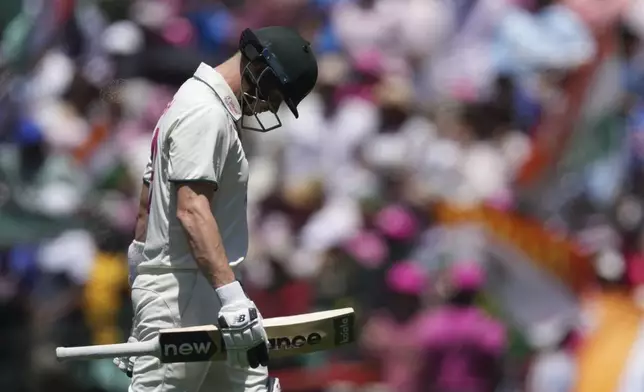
left=56, top=339, right=159, bottom=361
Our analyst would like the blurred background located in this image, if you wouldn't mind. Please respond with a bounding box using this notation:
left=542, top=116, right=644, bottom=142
left=0, top=0, right=642, bottom=391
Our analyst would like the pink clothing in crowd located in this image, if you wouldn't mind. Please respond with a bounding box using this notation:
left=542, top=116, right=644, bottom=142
left=343, top=231, right=389, bottom=269
left=386, top=261, right=428, bottom=295
left=375, top=205, right=419, bottom=241
left=419, top=306, right=507, bottom=392
left=449, top=262, right=485, bottom=291
left=361, top=312, right=432, bottom=392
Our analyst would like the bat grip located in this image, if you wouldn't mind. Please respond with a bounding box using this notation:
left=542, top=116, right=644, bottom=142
left=56, top=339, right=159, bottom=361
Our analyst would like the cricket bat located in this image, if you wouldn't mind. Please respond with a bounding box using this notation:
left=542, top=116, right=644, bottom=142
left=56, top=308, right=355, bottom=363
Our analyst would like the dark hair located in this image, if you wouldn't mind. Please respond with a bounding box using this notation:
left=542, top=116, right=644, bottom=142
left=448, top=289, right=478, bottom=306
left=620, top=23, right=640, bottom=58
left=532, top=0, right=555, bottom=12
left=461, top=102, right=512, bottom=140
left=385, top=290, right=422, bottom=322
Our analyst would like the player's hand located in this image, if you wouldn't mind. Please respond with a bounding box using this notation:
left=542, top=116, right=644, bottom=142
left=216, top=281, right=269, bottom=369
left=113, top=335, right=138, bottom=377
left=127, top=240, right=145, bottom=286
left=113, top=240, right=145, bottom=377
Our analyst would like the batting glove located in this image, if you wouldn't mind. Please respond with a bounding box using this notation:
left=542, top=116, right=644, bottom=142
left=113, top=240, right=145, bottom=377
left=216, top=281, right=269, bottom=369
left=113, top=335, right=138, bottom=377
left=267, top=377, right=281, bottom=392
left=126, top=240, right=145, bottom=286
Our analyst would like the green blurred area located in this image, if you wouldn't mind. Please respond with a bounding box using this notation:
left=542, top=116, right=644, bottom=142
left=478, top=294, right=532, bottom=360
left=0, top=0, right=21, bottom=34
left=0, top=204, right=82, bottom=246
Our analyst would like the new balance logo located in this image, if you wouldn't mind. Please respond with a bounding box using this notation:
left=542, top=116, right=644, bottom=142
left=237, top=314, right=246, bottom=323
left=267, top=333, right=322, bottom=350
left=159, top=330, right=218, bottom=362
left=163, top=341, right=212, bottom=357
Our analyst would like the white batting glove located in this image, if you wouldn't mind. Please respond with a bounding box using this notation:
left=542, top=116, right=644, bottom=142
left=267, top=377, right=281, bottom=391
left=113, top=240, right=145, bottom=377
left=127, top=240, right=145, bottom=286
left=113, top=335, right=138, bottom=377
left=216, top=281, right=269, bottom=369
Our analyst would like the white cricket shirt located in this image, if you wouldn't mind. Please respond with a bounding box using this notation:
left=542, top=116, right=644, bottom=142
left=140, top=63, right=249, bottom=270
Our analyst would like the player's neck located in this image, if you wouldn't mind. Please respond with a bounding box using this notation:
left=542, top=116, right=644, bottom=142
left=215, top=53, right=243, bottom=96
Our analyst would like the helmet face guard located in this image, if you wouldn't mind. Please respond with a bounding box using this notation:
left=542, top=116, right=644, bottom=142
left=239, top=29, right=292, bottom=132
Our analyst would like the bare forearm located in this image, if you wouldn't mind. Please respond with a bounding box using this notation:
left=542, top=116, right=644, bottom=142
left=178, top=208, right=236, bottom=288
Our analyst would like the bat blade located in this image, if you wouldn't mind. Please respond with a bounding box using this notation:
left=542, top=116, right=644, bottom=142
left=158, top=307, right=356, bottom=363
left=56, top=308, right=356, bottom=363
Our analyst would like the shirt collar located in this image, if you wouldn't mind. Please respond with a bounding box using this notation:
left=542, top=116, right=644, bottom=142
left=193, top=62, right=242, bottom=121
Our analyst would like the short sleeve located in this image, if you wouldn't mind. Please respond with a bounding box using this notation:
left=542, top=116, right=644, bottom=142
left=143, top=126, right=159, bottom=184
left=168, top=107, right=230, bottom=185
left=142, top=155, right=153, bottom=184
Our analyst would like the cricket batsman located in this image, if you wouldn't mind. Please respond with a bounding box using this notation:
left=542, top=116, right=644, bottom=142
left=113, top=26, right=318, bottom=391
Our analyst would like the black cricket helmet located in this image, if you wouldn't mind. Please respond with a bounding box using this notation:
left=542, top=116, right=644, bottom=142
left=238, top=26, right=318, bottom=132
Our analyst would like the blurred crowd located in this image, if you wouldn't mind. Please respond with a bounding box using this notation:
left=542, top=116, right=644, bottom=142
left=1, top=0, right=644, bottom=391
